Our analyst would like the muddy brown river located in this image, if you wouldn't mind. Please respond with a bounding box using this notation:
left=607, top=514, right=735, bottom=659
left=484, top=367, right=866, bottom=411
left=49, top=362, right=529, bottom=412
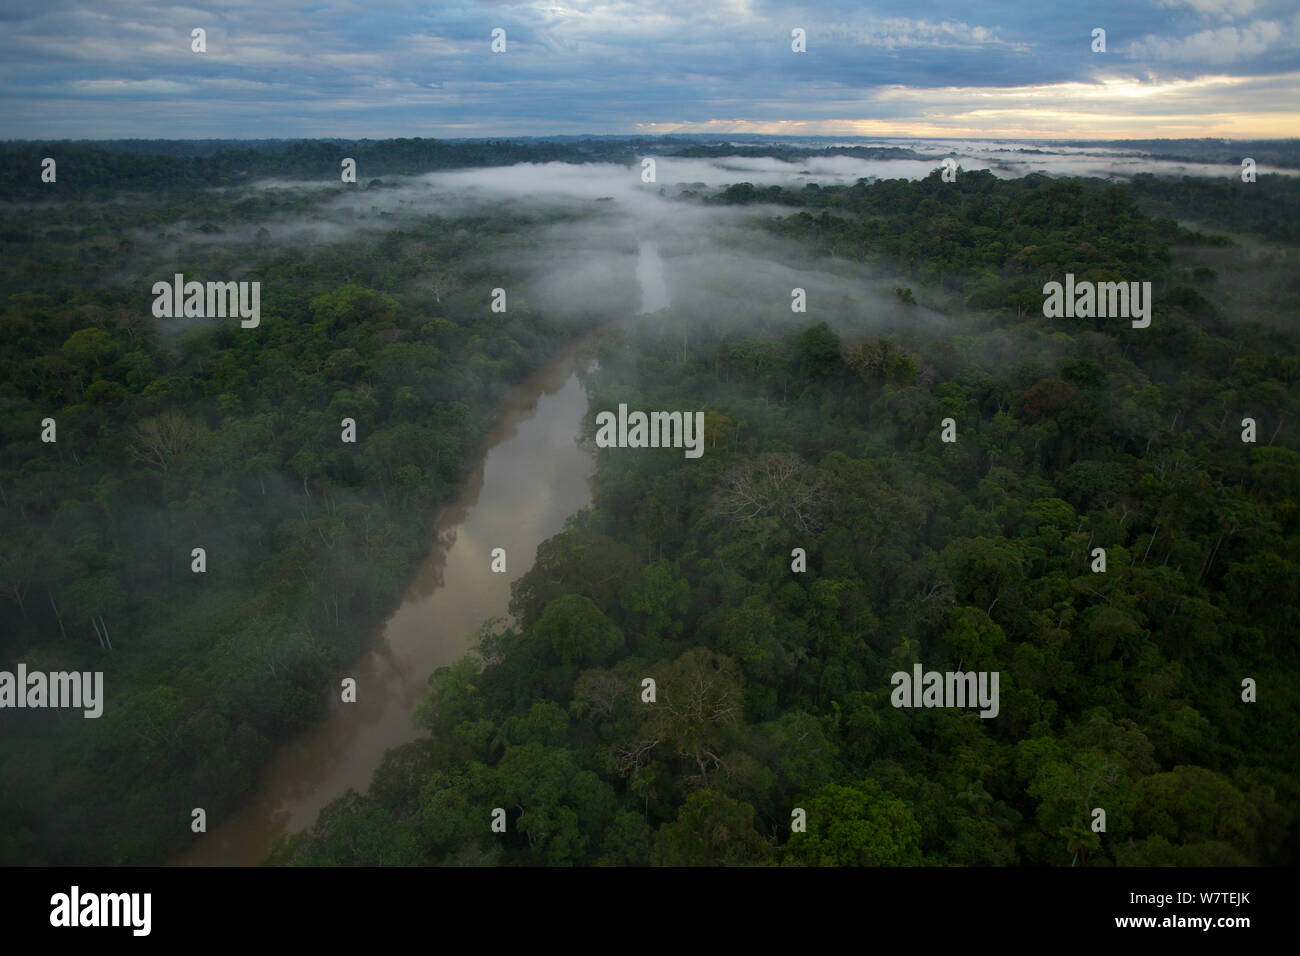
left=176, top=237, right=668, bottom=866
left=174, top=338, right=600, bottom=865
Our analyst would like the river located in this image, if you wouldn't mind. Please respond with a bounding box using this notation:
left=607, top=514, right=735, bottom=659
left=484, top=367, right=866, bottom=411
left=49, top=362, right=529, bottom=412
left=176, top=240, right=666, bottom=866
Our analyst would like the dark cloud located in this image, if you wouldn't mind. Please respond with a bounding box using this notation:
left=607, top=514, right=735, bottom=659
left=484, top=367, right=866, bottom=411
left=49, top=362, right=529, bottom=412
left=0, top=1, right=1295, bottom=138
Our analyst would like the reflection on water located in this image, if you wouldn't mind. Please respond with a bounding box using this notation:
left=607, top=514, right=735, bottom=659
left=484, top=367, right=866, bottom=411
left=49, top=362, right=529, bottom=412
left=175, top=341, right=598, bottom=866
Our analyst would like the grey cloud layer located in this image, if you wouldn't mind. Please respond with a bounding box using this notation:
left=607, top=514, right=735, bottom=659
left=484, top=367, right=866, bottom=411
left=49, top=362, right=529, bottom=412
left=1, top=1, right=1296, bottom=137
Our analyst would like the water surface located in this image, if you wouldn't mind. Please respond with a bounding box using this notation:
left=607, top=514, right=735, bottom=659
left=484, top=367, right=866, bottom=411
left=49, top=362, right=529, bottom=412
left=176, top=240, right=668, bottom=866
left=175, top=343, right=598, bottom=865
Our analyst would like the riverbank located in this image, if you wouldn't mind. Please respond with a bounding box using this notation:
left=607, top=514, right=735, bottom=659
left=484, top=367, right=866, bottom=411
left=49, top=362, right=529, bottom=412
left=174, top=333, right=603, bottom=865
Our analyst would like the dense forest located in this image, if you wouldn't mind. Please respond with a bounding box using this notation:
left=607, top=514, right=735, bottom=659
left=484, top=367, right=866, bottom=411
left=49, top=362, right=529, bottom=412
left=0, top=139, right=633, bottom=199
left=0, top=138, right=924, bottom=201
left=278, top=168, right=1299, bottom=865
left=0, top=144, right=609, bottom=863
left=1, top=140, right=1296, bottom=866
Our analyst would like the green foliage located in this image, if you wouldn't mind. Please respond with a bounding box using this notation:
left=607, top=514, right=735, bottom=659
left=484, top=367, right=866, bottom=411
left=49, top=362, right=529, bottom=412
left=6, top=149, right=1295, bottom=868
left=0, top=161, right=591, bottom=863
left=786, top=780, right=923, bottom=866
left=530, top=595, right=623, bottom=666
left=298, top=168, right=1296, bottom=868
left=651, top=790, right=774, bottom=866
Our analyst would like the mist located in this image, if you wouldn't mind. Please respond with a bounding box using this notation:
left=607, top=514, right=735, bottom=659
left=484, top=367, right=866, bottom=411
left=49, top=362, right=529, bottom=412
left=106, top=137, right=1294, bottom=365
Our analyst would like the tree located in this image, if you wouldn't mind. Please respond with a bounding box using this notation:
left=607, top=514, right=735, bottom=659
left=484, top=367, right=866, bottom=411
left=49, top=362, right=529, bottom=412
left=620, top=559, right=689, bottom=648
left=943, top=606, right=1008, bottom=670
left=711, top=453, right=828, bottom=533
left=614, top=648, right=745, bottom=792
left=61, top=327, right=118, bottom=369
left=791, top=322, right=845, bottom=381
left=597, top=810, right=653, bottom=866
left=509, top=530, right=639, bottom=628
left=127, top=411, right=206, bottom=474
left=425, top=269, right=460, bottom=304
left=1133, top=766, right=1261, bottom=852
left=758, top=711, right=838, bottom=796
left=651, top=790, right=774, bottom=866
left=785, top=780, right=923, bottom=866
left=1021, top=378, right=1077, bottom=418
left=529, top=594, right=622, bottom=666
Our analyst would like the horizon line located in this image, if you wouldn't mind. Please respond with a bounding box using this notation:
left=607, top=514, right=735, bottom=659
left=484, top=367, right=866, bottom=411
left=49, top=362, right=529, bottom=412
left=3, top=134, right=1298, bottom=145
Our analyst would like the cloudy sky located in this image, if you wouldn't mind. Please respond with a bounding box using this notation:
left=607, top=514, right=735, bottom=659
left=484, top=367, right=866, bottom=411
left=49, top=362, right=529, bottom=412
left=1, top=0, right=1297, bottom=140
